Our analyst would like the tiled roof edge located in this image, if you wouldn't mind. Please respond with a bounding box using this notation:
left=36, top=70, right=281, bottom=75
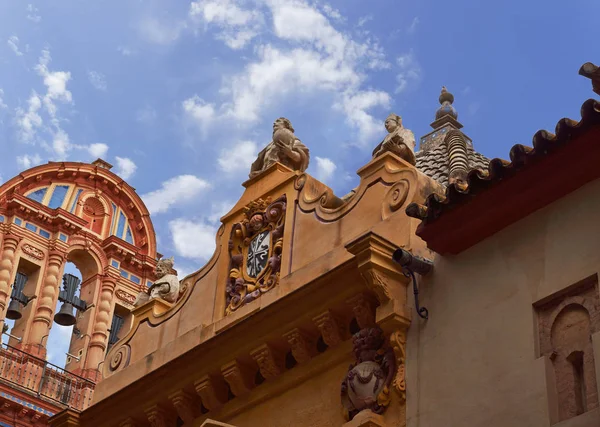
left=406, top=99, right=600, bottom=224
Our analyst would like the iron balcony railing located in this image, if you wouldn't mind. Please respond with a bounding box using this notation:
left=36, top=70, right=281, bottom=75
left=0, top=342, right=95, bottom=410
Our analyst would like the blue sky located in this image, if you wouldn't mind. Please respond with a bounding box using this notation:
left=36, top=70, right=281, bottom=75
left=0, top=0, right=597, bottom=367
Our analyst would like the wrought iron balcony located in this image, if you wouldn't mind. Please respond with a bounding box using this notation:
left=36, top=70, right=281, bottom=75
left=0, top=342, right=95, bottom=411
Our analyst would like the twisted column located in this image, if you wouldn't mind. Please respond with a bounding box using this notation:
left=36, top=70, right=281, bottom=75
left=85, top=274, right=117, bottom=370
left=0, top=234, right=21, bottom=318
left=28, top=251, right=65, bottom=347
left=446, top=130, right=469, bottom=185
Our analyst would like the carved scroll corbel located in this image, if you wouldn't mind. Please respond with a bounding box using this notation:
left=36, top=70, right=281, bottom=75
left=345, top=232, right=408, bottom=304
left=250, top=343, right=284, bottom=380
left=222, top=360, right=255, bottom=397
left=194, top=375, right=228, bottom=411
left=169, top=390, right=197, bottom=425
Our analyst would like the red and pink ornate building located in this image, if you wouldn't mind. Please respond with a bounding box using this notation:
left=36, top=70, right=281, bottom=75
left=0, top=159, right=158, bottom=426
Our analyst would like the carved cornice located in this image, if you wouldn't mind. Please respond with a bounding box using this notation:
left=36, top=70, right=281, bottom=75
left=313, top=311, right=346, bottom=348
left=221, top=360, right=255, bottom=397
left=345, top=294, right=376, bottom=329
left=283, top=328, right=317, bottom=364
left=194, top=374, right=228, bottom=411
left=144, top=404, right=174, bottom=427
left=297, top=152, right=417, bottom=223
left=169, top=390, right=196, bottom=424
left=250, top=343, right=284, bottom=380
left=118, top=418, right=140, bottom=427
left=345, top=232, right=408, bottom=304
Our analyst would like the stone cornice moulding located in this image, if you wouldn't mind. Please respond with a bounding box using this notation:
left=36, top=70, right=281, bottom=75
left=296, top=152, right=420, bottom=223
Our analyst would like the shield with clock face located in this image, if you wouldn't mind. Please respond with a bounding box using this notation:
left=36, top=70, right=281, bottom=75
left=247, top=230, right=270, bottom=278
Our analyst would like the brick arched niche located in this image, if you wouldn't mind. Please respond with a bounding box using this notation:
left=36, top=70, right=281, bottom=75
left=536, top=280, right=600, bottom=423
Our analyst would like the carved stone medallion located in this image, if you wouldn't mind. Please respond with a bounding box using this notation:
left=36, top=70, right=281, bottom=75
left=225, top=196, right=286, bottom=315
left=22, top=244, right=44, bottom=260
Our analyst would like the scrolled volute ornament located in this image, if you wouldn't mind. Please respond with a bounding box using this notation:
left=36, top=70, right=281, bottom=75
left=108, top=344, right=131, bottom=373
left=341, top=327, right=396, bottom=421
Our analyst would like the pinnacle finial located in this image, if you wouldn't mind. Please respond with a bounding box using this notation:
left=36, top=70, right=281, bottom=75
left=436, top=86, right=457, bottom=120
left=439, top=86, right=454, bottom=105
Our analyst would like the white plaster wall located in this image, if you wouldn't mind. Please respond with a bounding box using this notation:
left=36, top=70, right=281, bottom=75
left=406, top=178, right=600, bottom=427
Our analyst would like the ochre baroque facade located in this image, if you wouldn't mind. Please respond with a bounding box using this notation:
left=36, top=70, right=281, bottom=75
left=24, top=63, right=600, bottom=426
left=0, top=159, right=161, bottom=426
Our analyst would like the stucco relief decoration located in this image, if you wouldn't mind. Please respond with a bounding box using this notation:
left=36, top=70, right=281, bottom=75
left=21, top=244, right=44, bottom=260
left=108, top=344, right=131, bottom=373
left=115, top=289, right=136, bottom=306
left=225, top=196, right=286, bottom=315
left=341, top=327, right=396, bottom=421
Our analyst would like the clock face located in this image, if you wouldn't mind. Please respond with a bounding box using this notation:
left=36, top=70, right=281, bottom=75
left=247, top=230, right=270, bottom=278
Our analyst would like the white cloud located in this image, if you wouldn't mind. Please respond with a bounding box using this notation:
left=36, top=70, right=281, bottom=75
left=27, top=4, right=41, bottom=23
left=141, top=175, right=211, bottom=215
left=52, top=129, right=70, bottom=156
left=189, top=0, right=263, bottom=49
left=114, top=157, right=137, bottom=180
left=88, top=143, right=109, bottom=158
left=88, top=71, right=107, bottom=91
left=35, top=49, right=73, bottom=124
left=0, top=89, right=7, bottom=109
left=182, top=95, right=216, bottom=133
left=117, top=46, right=134, bottom=56
left=322, top=4, right=343, bottom=22
left=218, top=140, right=257, bottom=173
left=169, top=218, right=217, bottom=261
left=334, top=90, right=391, bottom=143
left=16, top=153, right=42, bottom=169
left=138, top=17, right=186, bottom=45
left=396, top=51, right=421, bottom=94
left=15, top=92, right=43, bottom=142
left=315, top=156, right=337, bottom=183
left=357, top=15, right=372, bottom=27
left=7, top=36, right=23, bottom=56
left=193, top=0, right=390, bottom=144
left=407, top=17, right=419, bottom=34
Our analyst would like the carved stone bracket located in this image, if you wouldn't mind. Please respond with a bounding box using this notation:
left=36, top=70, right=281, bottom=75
left=144, top=404, right=175, bottom=427
left=221, top=360, right=255, bottom=397
left=283, top=328, right=317, bottom=364
left=250, top=343, right=284, bottom=380
left=118, top=418, right=140, bottom=427
left=313, top=310, right=346, bottom=348
left=346, top=232, right=413, bottom=403
left=194, top=374, right=228, bottom=411
left=345, top=294, right=376, bottom=329
left=345, top=232, right=409, bottom=305
left=169, top=390, right=196, bottom=425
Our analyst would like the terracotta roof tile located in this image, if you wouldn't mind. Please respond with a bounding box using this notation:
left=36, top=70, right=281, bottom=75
left=415, top=144, right=489, bottom=187
left=406, top=99, right=600, bottom=225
